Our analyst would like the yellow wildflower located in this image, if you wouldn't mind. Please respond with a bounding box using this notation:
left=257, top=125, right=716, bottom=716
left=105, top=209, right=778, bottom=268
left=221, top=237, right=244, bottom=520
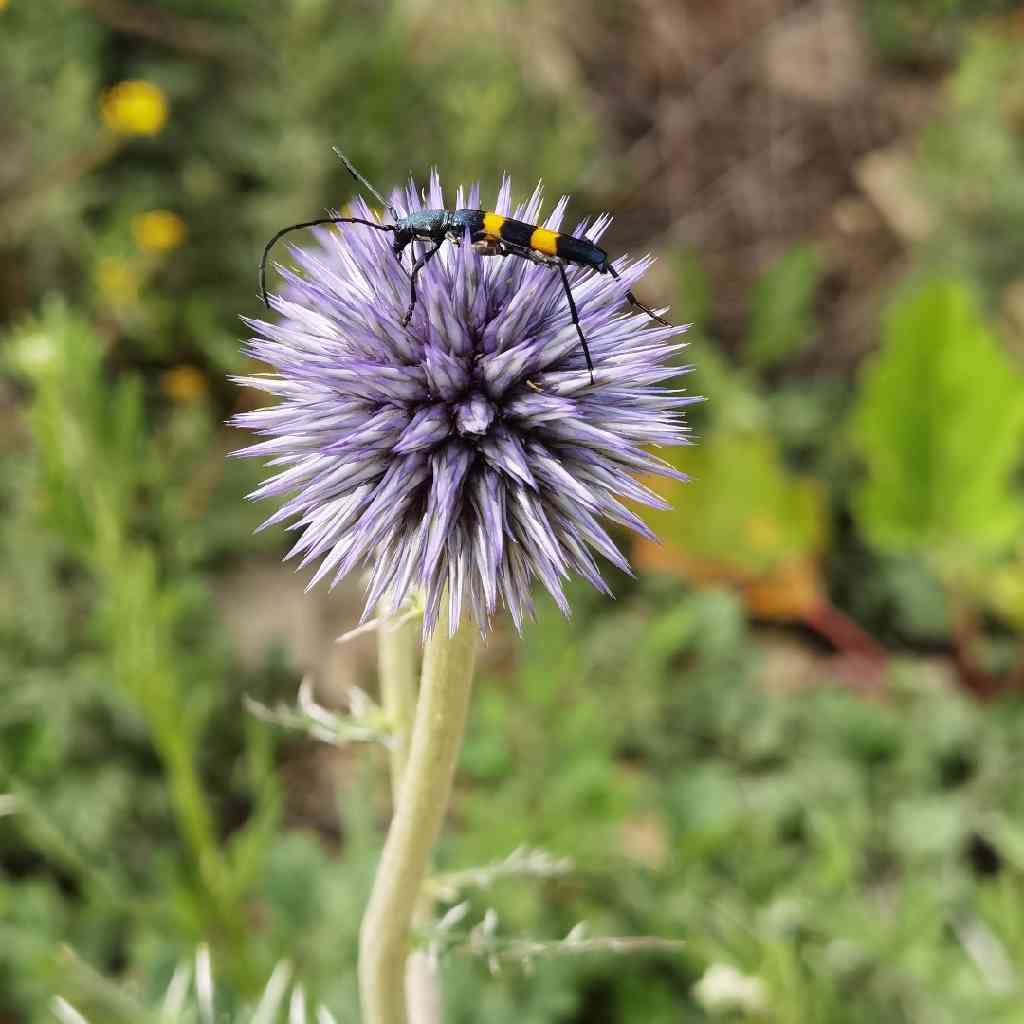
left=133, top=210, right=187, bottom=252
left=101, top=80, right=168, bottom=137
left=162, top=365, right=208, bottom=403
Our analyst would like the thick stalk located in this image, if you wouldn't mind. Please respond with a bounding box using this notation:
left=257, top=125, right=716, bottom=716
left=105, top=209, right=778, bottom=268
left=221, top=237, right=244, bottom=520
left=359, top=605, right=480, bottom=1024
left=377, top=610, right=440, bottom=1022
left=377, top=612, right=418, bottom=803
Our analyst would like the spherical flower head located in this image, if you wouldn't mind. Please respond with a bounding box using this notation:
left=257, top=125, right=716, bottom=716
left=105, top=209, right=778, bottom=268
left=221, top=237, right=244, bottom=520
left=233, top=172, right=697, bottom=635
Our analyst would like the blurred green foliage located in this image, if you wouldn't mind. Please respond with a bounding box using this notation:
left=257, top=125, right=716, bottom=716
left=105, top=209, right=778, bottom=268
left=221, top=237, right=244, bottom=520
left=644, top=432, right=826, bottom=578
left=863, top=0, right=1019, bottom=63
left=917, top=31, right=1024, bottom=301
left=0, top=0, right=595, bottom=369
left=448, top=594, right=1024, bottom=1023
left=636, top=432, right=827, bottom=625
left=746, top=245, right=823, bottom=370
left=851, top=280, right=1024, bottom=582
left=3, top=2, right=1024, bottom=1023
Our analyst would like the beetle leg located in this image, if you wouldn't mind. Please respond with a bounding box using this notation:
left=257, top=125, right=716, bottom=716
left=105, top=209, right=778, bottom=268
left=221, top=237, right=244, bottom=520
left=555, top=259, right=595, bottom=384
left=401, top=240, right=444, bottom=327
left=487, top=240, right=594, bottom=385
left=471, top=237, right=503, bottom=256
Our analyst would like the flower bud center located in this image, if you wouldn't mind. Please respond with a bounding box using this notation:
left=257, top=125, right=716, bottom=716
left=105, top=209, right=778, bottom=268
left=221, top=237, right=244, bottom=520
left=454, top=393, right=496, bottom=437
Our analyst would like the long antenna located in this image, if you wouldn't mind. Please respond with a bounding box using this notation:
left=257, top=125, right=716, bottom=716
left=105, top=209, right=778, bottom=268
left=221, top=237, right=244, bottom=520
left=607, top=265, right=671, bottom=326
left=333, top=147, right=399, bottom=221
left=259, top=216, right=395, bottom=307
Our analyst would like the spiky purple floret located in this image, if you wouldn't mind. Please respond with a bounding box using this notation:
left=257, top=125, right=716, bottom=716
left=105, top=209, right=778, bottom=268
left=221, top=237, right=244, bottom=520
left=232, top=173, right=697, bottom=635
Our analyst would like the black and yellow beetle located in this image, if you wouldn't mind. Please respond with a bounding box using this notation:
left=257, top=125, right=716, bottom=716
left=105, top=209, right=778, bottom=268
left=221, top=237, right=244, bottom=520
left=260, top=148, right=670, bottom=383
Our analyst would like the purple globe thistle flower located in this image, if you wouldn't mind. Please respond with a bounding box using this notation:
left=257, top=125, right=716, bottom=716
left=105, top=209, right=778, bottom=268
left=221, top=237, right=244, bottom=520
left=233, top=172, right=697, bottom=635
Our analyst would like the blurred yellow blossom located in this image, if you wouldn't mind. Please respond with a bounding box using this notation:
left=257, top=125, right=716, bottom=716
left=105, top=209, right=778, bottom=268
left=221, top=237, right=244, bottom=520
left=133, top=210, right=187, bottom=252
left=0, top=1, right=10, bottom=12
left=162, top=365, right=208, bottom=403
left=96, top=257, right=140, bottom=305
left=101, top=80, right=168, bottom=137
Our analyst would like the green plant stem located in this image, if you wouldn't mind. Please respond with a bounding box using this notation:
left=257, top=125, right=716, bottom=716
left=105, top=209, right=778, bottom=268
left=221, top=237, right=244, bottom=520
left=100, top=550, right=232, bottom=915
left=377, top=611, right=418, bottom=804
left=378, top=607, right=442, bottom=1024
left=97, top=541, right=248, bottom=976
left=160, top=739, right=229, bottom=901
left=359, top=605, right=480, bottom=1024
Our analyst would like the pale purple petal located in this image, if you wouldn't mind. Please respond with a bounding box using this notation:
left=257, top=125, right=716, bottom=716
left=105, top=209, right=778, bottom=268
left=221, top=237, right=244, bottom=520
left=233, top=172, right=698, bottom=635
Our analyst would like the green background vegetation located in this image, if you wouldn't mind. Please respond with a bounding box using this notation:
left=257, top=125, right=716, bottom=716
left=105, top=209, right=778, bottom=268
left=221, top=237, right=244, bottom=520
left=4, top=1, right=1024, bottom=1020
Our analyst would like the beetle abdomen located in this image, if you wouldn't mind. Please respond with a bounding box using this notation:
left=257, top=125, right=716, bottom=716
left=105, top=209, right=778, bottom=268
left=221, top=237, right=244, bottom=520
left=473, top=212, right=607, bottom=269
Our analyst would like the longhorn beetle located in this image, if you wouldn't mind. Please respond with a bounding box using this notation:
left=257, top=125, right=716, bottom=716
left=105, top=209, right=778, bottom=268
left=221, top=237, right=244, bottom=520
left=260, top=148, right=671, bottom=384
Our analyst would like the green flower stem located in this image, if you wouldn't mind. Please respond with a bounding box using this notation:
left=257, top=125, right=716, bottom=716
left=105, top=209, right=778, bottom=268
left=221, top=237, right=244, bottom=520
left=377, top=611, right=418, bottom=803
left=359, top=604, right=480, bottom=1024
left=377, top=607, right=441, bottom=1024
left=374, top=602, right=442, bottom=1019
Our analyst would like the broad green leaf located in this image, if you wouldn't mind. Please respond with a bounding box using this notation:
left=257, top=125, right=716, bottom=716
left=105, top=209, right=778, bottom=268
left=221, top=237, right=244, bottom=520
left=850, top=279, right=1024, bottom=571
left=636, top=431, right=826, bottom=582
left=745, top=245, right=822, bottom=368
